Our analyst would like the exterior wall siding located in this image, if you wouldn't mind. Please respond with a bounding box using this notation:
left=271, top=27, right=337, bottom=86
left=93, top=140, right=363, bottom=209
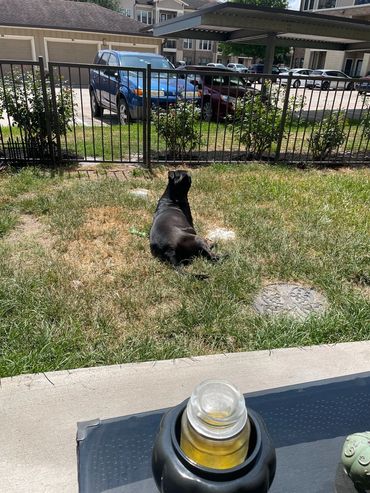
left=301, top=0, right=370, bottom=73
left=0, top=26, right=161, bottom=62
left=324, top=50, right=345, bottom=69
left=0, top=37, right=33, bottom=61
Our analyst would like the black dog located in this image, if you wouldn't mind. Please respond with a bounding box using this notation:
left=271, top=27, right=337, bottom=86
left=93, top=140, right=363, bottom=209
left=150, top=170, right=219, bottom=267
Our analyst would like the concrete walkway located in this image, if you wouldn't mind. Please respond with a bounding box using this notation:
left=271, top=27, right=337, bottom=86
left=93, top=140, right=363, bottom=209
left=1, top=341, right=370, bottom=493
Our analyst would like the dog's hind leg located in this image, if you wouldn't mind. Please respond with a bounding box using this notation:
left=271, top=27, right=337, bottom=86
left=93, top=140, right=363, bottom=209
left=195, top=237, right=220, bottom=262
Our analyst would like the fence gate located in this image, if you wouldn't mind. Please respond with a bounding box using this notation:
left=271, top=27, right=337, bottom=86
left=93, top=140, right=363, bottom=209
left=48, top=60, right=150, bottom=168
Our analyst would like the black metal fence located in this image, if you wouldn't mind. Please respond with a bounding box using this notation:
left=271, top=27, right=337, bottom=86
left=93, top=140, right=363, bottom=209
left=1, top=56, right=370, bottom=168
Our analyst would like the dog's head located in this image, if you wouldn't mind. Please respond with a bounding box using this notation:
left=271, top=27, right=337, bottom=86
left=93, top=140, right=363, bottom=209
left=168, top=170, right=191, bottom=199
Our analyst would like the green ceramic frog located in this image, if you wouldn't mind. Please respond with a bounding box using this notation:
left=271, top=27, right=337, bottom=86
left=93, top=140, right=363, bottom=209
left=341, top=432, right=370, bottom=491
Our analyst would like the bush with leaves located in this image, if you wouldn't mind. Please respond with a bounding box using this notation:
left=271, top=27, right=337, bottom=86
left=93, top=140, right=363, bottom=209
left=232, top=87, right=282, bottom=158
left=0, top=69, right=75, bottom=160
left=231, top=83, right=306, bottom=159
left=308, top=112, right=346, bottom=161
left=359, top=94, right=370, bottom=141
left=361, top=112, right=370, bottom=141
left=153, top=101, right=201, bottom=158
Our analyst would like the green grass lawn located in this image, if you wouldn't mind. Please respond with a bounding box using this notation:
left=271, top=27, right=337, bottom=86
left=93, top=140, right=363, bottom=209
left=2, top=119, right=369, bottom=162
left=0, top=164, right=369, bottom=378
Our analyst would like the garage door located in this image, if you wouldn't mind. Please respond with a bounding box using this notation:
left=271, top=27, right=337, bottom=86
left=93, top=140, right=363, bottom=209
left=0, top=38, right=33, bottom=61
left=47, top=41, right=99, bottom=86
left=111, top=45, right=156, bottom=54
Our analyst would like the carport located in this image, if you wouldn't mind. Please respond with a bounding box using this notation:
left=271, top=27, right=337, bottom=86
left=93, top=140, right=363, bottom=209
left=151, top=2, right=370, bottom=74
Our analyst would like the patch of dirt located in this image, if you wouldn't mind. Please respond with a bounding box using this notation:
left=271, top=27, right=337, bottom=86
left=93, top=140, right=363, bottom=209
left=4, top=214, right=54, bottom=249
left=62, top=206, right=151, bottom=284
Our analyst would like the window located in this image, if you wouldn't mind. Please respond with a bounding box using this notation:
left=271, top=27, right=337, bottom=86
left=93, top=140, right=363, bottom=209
left=99, top=52, right=111, bottom=66
left=137, top=10, right=152, bottom=24
left=199, top=57, right=211, bottom=65
left=160, top=11, right=177, bottom=22
left=108, top=54, right=119, bottom=66
left=198, top=40, right=212, bottom=51
left=163, top=39, right=176, bottom=49
left=303, top=0, right=315, bottom=9
left=184, top=56, right=193, bottom=65
left=317, top=0, right=336, bottom=8
left=183, top=39, right=193, bottom=49
left=119, top=54, right=173, bottom=70
left=119, top=8, right=131, bottom=17
left=355, top=0, right=370, bottom=4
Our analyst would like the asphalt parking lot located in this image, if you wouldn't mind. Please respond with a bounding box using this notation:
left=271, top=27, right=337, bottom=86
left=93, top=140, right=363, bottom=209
left=1, top=85, right=368, bottom=128
left=61, top=85, right=370, bottom=126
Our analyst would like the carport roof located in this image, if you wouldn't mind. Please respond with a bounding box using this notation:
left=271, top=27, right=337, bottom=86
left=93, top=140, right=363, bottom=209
left=151, top=2, right=370, bottom=51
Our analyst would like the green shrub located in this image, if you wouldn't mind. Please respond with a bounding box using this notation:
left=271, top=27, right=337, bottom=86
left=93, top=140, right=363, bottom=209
left=152, top=101, right=201, bottom=157
left=361, top=113, right=370, bottom=141
left=232, top=84, right=306, bottom=159
left=232, top=91, right=282, bottom=159
left=308, top=113, right=346, bottom=161
left=0, top=69, right=75, bottom=160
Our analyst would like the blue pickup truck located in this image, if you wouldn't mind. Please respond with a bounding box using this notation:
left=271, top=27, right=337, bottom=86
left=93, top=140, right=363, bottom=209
left=89, top=51, right=198, bottom=124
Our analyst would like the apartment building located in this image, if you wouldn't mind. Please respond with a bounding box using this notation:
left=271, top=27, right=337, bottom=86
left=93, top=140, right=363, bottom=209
left=300, top=0, right=370, bottom=75
left=118, top=0, right=218, bottom=65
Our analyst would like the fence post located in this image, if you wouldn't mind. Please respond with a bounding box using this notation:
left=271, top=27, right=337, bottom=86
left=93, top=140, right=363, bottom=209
left=48, top=63, right=62, bottom=164
left=142, top=66, right=147, bottom=168
left=38, top=56, right=55, bottom=166
left=275, top=73, right=292, bottom=163
left=146, top=63, right=152, bottom=173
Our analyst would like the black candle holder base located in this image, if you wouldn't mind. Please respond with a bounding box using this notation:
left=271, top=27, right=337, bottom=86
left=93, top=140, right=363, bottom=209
left=152, top=400, right=276, bottom=493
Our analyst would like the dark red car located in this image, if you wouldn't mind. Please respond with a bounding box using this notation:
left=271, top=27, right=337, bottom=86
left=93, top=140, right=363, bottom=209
left=176, top=65, right=258, bottom=121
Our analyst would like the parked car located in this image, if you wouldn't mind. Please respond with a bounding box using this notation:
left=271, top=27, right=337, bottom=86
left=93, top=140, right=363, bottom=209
left=90, top=50, right=198, bottom=124
left=247, top=63, right=280, bottom=82
left=356, top=72, right=370, bottom=94
left=207, top=63, right=229, bottom=69
left=227, top=63, right=249, bottom=73
left=176, top=65, right=258, bottom=121
left=306, top=69, right=354, bottom=90
left=280, top=68, right=314, bottom=88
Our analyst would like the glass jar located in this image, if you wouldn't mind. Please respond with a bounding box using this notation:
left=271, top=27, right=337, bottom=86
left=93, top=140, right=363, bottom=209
left=180, top=380, right=251, bottom=469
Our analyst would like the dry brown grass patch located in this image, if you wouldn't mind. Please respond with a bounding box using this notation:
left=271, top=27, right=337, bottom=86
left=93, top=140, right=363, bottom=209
left=5, top=213, right=54, bottom=249
left=62, top=206, right=152, bottom=284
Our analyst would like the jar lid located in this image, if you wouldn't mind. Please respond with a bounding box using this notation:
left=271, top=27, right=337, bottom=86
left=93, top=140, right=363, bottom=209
left=186, top=380, right=248, bottom=440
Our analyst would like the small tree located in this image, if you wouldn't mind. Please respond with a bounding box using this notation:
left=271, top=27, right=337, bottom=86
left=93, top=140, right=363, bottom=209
left=153, top=101, right=201, bottom=158
left=308, top=113, right=346, bottom=161
left=0, top=69, right=75, bottom=159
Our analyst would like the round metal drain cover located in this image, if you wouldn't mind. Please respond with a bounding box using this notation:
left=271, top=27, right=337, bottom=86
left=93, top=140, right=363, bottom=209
left=253, top=283, right=328, bottom=320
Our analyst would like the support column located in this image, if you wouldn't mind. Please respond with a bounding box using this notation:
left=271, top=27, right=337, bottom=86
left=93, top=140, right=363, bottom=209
left=264, top=34, right=276, bottom=73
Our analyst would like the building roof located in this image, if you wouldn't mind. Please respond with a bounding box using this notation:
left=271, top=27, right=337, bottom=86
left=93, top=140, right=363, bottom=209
left=184, top=0, right=219, bottom=11
left=152, top=2, right=370, bottom=51
left=0, top=0, right=149, bottom=36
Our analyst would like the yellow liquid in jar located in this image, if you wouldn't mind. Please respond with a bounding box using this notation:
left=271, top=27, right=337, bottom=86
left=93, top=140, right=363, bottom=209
left=180, top=410, right=251, bottom=470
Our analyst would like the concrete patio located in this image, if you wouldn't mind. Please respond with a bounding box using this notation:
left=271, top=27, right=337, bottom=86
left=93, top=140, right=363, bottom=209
left=1, top=340, right=370, bottom=492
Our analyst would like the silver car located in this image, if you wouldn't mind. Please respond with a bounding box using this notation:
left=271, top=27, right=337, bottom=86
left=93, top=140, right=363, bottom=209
left=227, top=63, right=248, bottom=73
left=280, top=68, right=313, bottom=88
left=207, top=63, right=228, bottom=70
left=306, top=69, right=354, bottom=90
